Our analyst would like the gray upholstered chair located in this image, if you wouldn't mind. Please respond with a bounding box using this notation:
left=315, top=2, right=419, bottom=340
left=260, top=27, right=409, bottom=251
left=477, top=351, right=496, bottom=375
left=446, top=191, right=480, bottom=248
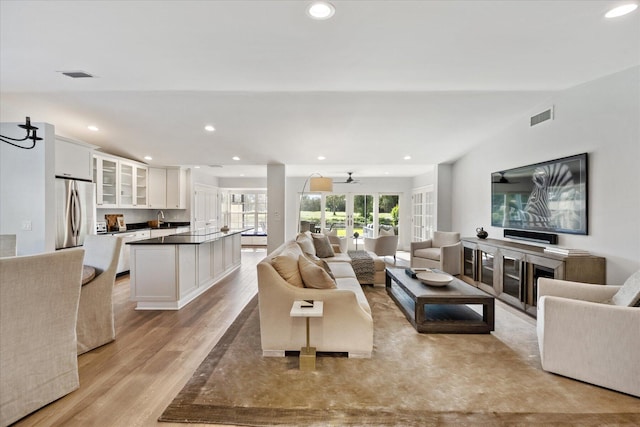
left=0, top=234, right=16, bottom=257
left=410, top=231, right=461, bottom=275
left=364, top=235, right=399, bottom=261
left=76, top=235, right=122, bottom=355
left=0, top=249, right=85, bottom=426
left=537, top=272, right=640, bottom=397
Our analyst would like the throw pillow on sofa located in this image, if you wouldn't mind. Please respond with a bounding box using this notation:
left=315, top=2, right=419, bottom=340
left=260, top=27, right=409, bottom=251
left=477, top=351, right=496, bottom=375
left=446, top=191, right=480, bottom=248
left=303, top=252, right=336, bottom=280
left=296, top=232, right=316, bottom=256
left=272, top=254, right=304, bottom=288
left=298, top=255, right=337, bottom=289
left=311, top=233, right=335, bottom=258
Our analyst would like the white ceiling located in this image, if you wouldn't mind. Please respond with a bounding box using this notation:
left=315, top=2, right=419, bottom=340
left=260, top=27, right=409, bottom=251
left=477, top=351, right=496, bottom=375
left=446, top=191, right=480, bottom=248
left=1, top=1, right=638, bottom=178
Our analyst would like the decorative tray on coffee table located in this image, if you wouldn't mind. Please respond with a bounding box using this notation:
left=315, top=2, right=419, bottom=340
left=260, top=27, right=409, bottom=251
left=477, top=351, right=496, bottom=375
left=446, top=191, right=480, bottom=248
left=416, top=271, right=453, bottom=287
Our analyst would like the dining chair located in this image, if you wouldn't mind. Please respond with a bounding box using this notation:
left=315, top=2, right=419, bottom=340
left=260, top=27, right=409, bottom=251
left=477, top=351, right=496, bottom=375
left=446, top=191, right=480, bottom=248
left=76, top=235, right=122, bottom=354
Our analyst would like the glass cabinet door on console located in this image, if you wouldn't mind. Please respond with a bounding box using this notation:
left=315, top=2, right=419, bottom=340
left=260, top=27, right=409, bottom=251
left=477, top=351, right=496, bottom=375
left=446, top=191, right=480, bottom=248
left=524, top=255, right=563, bottom=317
left=499, top=249, right=526, bottom=310
left=461, top=241, right=477, bottom=285
left=477, top=244, right=498, bottom=296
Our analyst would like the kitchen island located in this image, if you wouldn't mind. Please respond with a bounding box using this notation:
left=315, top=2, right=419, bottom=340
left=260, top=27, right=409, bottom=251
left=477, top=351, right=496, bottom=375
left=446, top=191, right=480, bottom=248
left=127, top=229, right=246, bottom=310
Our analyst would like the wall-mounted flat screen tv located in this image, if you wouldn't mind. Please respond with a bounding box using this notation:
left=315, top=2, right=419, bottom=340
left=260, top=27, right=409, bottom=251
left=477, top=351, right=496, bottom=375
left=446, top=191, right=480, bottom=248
left=491, top=153, right=588, bottom=235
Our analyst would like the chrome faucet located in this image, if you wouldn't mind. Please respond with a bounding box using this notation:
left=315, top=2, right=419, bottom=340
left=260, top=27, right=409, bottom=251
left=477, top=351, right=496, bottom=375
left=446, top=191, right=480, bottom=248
left=157, top=210, right=165, bottom=227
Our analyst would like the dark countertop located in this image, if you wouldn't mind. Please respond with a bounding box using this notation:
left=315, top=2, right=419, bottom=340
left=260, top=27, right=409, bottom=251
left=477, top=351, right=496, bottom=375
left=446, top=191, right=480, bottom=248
left=127, top=228, right=249, bottom=245
left=103, top=221, right=191, bottom=234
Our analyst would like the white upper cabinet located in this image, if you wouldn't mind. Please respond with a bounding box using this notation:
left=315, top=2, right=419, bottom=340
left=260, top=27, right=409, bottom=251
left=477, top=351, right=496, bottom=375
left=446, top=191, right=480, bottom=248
left=135, top=166, right=148, bottom=207
left=119, top=161, right=148, bottom=208
left=148, top=167, right=167, bottom=209
left=166, top=168, right=187, bottom=209
left=93, top=154, right=148, bottom=208
left=149, top=167, right=188, bottom=210
left=55, top=137, right=94, bottom=181
left=94, top=154, right=119, bottom=208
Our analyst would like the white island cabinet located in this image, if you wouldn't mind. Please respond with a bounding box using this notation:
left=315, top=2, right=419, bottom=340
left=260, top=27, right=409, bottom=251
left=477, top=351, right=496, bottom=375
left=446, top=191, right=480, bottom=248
left=128, top=229, right=242, bottom=310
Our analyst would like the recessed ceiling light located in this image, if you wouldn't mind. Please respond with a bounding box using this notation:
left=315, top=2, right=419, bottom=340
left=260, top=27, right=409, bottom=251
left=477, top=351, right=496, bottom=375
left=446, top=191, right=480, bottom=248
left=307, top=1, right=335, bottom=20
left=605, top=4, right=638, bottom=18
left=144, top=155, right=152, bottom=160
left=318, top=155, right=326, bottom=160
left=404, top=155, right=412, bottom=160
left=88, top=125, right=99, bottom=131
left=384, top=172, right=390, bottom=175
left=204, top=125, right=215, bottom=132
left=240, top=174, right=245, bottom=177
left=194, top=166, right=201, bottom=169
left=232, top=156, right=240, bottom=161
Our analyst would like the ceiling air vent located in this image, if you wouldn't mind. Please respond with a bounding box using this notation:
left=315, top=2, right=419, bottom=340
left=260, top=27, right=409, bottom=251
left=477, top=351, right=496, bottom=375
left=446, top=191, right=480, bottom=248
left=530, top=107, right=554, bottom=127
left=60, top=71, right=94, bottom=78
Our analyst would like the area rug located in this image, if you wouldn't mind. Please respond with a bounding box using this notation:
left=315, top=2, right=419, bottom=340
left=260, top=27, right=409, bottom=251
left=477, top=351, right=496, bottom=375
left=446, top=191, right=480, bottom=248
left=160, top=288, right=640, bottom=426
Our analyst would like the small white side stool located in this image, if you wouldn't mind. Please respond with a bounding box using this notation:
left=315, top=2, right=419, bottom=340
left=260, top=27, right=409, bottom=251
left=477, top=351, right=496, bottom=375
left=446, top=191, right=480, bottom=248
left=290, top=300, right=324, bottom=371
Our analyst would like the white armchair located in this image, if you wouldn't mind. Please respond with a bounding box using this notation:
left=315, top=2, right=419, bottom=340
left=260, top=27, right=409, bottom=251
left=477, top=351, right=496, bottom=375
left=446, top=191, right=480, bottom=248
left=537, top=273, right=640, bottom=397
left=364, top=235, right=399, bottom=261
left=76, top=235, right=122, bottom=355
left=410, top=231, right=461, bottom=275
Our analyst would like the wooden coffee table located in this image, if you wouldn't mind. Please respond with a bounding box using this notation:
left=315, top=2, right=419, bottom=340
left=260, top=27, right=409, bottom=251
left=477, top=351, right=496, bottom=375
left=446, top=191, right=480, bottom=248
left=386, top=268, right=494, bottom=333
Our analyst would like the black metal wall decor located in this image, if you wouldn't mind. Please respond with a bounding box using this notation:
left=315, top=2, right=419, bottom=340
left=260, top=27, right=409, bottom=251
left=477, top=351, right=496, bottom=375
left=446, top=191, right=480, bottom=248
left=1, top=117, right=43, bottom=149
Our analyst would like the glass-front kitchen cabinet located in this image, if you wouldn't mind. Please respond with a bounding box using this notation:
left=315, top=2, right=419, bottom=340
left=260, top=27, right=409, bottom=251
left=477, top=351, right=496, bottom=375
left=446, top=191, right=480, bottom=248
left=94, top=155, right=148, bottom=208
left=94, top=155, right=119, bottom=208
left=120, top=161, right=147, bottom=208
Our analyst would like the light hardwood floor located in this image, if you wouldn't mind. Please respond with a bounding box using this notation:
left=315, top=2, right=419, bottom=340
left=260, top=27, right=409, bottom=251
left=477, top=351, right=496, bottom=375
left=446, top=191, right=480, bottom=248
left=15, top=248, right=267, bottom=427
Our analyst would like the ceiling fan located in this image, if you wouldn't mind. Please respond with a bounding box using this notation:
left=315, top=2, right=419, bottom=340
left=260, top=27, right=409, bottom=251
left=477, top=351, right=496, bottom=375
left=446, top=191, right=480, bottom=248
left=492, top=171, right=518, bottom=184
left=334, top=172, right=360, bottom=184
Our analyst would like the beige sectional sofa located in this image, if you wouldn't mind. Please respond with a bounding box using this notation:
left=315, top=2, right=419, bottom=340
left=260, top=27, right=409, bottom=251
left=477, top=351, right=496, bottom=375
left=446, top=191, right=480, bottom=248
left=256, top=234, right=374, bottom=358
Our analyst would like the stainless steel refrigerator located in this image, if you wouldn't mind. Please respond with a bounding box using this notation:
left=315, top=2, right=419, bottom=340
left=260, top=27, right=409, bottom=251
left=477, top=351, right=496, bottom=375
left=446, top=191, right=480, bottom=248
left=55, top=177, right=96, bottom=250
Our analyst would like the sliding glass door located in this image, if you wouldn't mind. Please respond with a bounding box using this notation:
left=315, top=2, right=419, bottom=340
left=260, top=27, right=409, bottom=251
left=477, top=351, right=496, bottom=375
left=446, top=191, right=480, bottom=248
left=298, top=190, right=401, bottom=251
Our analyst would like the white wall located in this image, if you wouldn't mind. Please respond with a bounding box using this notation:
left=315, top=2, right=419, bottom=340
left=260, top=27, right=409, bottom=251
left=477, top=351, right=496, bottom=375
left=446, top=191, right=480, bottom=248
left=412, top=164, right=454, bottom=232
left=190, top=168, right=220, bottom=187
left=218, top=177, right=267, bottom=188
left=451, top=66, right=640, bottom=283
left=267, top=164, right=286, bottom=253
left=0, top=122, right=56, bottom=255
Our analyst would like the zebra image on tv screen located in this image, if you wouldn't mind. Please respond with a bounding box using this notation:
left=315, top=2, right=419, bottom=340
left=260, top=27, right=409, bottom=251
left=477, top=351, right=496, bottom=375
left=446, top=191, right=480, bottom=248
left=491, top=153, right=588, bottom=235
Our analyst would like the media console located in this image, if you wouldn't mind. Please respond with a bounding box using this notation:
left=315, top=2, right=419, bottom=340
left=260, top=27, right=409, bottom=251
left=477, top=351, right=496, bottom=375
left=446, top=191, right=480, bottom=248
left=460, top=238, right=605, bottom=317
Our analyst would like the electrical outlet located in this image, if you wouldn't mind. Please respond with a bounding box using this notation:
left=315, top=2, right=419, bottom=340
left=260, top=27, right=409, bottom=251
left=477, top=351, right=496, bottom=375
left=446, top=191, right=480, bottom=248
left=21, top=220, right=32, bottom=231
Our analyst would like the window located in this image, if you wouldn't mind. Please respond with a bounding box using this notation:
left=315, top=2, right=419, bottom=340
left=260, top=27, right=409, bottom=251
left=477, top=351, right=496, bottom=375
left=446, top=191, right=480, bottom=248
left=229, top=191, right=267, bottom=234
left=412, top=186, right=434, bottom=241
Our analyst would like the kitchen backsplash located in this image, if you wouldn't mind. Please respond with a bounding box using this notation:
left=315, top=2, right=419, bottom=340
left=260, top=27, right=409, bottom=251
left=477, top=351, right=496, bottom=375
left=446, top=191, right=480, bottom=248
left=97, top=208, right=190, bottom=225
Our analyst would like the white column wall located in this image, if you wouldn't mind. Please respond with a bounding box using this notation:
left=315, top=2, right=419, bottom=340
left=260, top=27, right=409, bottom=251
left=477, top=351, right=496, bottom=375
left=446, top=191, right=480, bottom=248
left=0, top=122, right=56, bottom=255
